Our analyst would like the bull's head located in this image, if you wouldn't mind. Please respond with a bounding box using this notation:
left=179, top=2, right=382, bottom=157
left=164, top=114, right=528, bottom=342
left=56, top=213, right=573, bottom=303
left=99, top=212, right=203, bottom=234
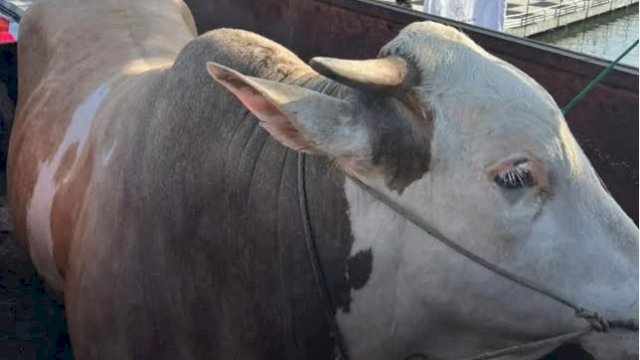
left=208, top=21, right=638, bottom=360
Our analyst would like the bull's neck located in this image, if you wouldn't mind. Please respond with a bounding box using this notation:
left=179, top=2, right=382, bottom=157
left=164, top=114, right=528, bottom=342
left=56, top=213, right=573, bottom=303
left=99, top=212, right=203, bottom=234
left=259, top=69, right=358, bottom=304
left=158, top=38, right=359, bottom=310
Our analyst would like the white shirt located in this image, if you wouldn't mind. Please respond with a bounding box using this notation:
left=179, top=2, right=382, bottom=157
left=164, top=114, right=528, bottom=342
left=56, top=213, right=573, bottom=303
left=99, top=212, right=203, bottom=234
left=422, top=0, right=507, bottom=31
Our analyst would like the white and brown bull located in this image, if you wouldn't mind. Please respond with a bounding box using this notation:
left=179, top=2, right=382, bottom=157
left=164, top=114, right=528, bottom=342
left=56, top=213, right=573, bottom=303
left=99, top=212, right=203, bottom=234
left=8, top=0, right=638, bottom=359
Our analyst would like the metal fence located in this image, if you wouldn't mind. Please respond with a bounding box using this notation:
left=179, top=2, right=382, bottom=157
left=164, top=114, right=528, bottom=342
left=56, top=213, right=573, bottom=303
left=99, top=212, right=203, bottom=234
left=505, top=0, right=637, bottom=29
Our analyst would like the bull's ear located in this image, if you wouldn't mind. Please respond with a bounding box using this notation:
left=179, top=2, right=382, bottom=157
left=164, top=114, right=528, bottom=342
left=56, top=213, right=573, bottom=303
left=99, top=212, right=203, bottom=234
left=207, top=62, right=371, bottom=158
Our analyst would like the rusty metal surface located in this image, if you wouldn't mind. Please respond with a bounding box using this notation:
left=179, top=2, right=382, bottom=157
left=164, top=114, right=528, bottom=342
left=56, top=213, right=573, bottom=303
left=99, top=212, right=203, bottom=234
left=185, top=0, right=638, bottom=222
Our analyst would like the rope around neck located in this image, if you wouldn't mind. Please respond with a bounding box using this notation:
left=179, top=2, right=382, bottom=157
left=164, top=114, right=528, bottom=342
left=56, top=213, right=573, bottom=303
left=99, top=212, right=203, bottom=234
left=298, top=153, right=636, bottom=360
left=349, top=175, right=635, bottom=329
left=297, top=154, right=350, bottom=360
left=347, top=174, right=637, bottom=360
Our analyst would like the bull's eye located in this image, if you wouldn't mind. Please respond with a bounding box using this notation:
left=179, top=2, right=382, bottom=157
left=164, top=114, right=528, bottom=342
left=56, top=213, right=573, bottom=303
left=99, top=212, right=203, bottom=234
left=494, top=160, right=535, bottom=190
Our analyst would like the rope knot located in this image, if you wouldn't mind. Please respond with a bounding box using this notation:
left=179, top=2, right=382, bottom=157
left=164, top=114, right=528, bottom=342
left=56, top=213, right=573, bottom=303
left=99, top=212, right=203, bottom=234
left=576, top=308, right=610, bottom=332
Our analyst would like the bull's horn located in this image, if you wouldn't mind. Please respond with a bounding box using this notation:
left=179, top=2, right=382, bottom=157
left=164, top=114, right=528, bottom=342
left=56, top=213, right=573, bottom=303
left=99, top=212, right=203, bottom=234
left=309, top=56, right=408, bottom=92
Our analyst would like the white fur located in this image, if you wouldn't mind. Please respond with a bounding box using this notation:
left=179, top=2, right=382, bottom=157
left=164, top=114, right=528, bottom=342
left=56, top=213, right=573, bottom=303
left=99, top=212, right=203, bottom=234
left=337, top=22, right=638, bottom=360
left=26, top=83, right=110, bottom=290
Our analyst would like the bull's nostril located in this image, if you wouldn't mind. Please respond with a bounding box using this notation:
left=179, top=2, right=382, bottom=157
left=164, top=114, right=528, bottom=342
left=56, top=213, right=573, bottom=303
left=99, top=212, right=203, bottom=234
left=541, top=344, right=595, bottom=360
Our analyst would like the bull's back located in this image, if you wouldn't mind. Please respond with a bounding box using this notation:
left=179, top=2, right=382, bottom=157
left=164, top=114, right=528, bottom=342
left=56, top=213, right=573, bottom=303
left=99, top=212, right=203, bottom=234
left=8, top=0, right=196, bottom=290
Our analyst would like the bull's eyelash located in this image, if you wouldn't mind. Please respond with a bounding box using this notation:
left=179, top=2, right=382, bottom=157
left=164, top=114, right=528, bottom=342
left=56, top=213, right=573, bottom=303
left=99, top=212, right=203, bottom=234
left=494, top=161, right=534, bottom=190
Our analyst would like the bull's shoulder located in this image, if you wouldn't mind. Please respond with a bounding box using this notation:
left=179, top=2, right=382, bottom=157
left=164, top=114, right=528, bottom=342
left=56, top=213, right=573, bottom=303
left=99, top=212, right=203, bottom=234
left=173, top=29, right=312, bottom=83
